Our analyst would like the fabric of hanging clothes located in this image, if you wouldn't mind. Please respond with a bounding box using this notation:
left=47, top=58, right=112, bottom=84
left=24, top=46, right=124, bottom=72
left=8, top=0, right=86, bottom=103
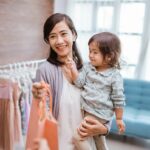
left=0, top=78, right=23, bottom=150
left=19, top=83, right=32, bottom=135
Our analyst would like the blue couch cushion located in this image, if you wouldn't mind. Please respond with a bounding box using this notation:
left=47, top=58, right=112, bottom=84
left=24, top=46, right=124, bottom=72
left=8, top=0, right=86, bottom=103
left=124, top=79, right=150, bottom=110
left=111, top=79, right=150, bottom=139
left=111, top=107, right=150, bottom=139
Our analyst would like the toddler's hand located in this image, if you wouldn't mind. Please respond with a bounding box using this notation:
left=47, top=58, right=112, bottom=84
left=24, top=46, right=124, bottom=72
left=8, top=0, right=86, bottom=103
left=65, top=57, right=76, bottom=71
left=65, top=56, right=79, bottom=81
left=116, top=119, right=125, bottom=134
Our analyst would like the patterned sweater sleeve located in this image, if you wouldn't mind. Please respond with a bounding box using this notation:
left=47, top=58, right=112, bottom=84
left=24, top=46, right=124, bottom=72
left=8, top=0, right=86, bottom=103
left=111, top=70, right=126, bottom=108
left=34, top=61, right=63, bottom=119
left=73, top=64, right=88, bottom=88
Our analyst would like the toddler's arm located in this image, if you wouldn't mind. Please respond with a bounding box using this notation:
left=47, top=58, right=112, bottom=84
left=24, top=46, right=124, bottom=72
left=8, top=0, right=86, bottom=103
left=66, top=57, right=79, bottom=81
left=66, top=57, right=88, bottom=87
left=115, top=108, right=125, bottom=134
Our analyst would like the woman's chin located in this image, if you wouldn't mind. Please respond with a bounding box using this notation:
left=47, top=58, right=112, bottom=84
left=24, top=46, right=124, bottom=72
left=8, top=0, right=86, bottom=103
left=59, top=52, right=71, bottom=58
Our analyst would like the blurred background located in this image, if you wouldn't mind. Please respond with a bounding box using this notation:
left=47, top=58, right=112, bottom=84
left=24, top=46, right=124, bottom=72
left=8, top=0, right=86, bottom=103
left=0, top=0, right=150, bottom=150
left=54, top=0, right=150, bottom=81
left=0, top=0, right=150, bottom=81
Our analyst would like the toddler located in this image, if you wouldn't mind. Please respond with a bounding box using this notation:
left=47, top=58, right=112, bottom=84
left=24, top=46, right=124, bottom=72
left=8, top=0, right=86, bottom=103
left=67, top=32, right=126, bottom=150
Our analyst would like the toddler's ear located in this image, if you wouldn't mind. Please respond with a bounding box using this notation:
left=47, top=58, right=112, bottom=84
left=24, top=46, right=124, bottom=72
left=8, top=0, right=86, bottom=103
left=105, top=56, right=111, bottom=63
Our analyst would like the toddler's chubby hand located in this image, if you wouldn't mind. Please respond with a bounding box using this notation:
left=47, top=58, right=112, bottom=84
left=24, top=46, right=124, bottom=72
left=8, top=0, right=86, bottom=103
left=65, top=56, right=76, bottom=70
left=116, top=119, right=125, bottom=134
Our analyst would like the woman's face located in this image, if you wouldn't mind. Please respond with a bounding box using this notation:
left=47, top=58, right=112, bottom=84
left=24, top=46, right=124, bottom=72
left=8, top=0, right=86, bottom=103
left=48, top=21, right=76, bottom=60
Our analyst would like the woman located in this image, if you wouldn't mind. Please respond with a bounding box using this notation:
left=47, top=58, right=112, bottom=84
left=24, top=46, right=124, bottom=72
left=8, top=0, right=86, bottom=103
left=31, top=13, right=109, bottom=150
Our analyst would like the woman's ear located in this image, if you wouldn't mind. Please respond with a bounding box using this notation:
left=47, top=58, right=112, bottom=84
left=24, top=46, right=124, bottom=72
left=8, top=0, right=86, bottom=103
left=73, top=32, right=77, bottom=42
left=73, top=36, right=77, bottom=42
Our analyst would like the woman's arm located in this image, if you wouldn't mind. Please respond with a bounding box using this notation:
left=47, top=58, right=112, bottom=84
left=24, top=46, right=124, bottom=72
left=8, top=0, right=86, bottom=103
left=77, top=117, right=111, bottom=139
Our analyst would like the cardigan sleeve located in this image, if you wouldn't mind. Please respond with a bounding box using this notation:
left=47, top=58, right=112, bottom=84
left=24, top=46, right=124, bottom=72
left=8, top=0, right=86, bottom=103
left=34, top=61, right=63, bottom=119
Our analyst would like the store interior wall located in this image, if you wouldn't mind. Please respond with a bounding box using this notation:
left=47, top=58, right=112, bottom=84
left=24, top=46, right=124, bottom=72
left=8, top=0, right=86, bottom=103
left=0, top=0, right=54, bottom=65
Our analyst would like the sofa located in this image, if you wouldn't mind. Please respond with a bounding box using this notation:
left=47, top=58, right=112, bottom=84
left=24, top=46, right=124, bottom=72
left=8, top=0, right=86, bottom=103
left=110, top=78, right=150, bottom=139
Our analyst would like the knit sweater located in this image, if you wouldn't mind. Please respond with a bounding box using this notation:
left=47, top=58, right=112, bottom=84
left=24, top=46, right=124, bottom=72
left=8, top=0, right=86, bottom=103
left=35, top=61, right=63, bottom=119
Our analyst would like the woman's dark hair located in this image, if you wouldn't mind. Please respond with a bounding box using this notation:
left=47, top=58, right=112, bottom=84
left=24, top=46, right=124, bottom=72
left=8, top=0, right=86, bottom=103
left=44, top=13, right=83, bottom=69
left=88, top=32, right=121, bottom=69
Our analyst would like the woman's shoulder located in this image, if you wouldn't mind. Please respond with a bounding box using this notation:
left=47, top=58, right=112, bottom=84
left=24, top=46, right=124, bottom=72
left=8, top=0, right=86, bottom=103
left=38, top=61, right=58, bottom=71
left=35, top=61, right=62, bottom=83
left=38, top=61, right=62, bottom=79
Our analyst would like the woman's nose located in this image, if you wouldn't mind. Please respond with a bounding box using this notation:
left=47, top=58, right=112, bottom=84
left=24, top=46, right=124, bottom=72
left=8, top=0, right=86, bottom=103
left=56, top=35, right=63, bottom=44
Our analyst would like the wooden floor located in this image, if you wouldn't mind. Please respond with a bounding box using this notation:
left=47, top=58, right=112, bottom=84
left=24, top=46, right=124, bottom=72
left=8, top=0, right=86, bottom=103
left=18, top=134, right=150, bottom=150
left=107, top=134, right=150, bottom=150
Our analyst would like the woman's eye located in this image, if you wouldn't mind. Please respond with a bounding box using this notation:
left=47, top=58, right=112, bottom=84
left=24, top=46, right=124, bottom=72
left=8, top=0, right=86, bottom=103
left=62, top=32, right=68, bottom=36
left=49, top=35, right=56, bottom=39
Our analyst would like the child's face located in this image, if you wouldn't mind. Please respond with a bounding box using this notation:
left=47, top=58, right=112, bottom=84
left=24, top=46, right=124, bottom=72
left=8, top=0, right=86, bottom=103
left=88, top=41, right=107, bottom=70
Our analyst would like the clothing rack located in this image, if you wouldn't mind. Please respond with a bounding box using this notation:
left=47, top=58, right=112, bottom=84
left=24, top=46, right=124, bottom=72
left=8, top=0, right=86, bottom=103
left=0, top=59, right=46, bottom=70
left=0, top=59, right=46, bottom=149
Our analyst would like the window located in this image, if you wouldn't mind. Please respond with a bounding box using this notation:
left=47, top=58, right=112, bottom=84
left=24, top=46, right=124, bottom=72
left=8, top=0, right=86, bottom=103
left=97, top=6, right=114, bottom=30
left=72, top=0, right=149, bottom=79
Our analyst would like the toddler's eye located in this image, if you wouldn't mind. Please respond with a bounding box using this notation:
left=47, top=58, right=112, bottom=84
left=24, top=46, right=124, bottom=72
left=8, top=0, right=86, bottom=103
left=93, top=52, right=98, bottom=54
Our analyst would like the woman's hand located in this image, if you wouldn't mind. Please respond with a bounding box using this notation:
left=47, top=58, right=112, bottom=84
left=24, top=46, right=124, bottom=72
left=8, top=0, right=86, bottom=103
left=77, top=117, right=108, bottom=139
left=32, top=81, right=49, bottom=99
left=27, top=138, right=50, bottom=150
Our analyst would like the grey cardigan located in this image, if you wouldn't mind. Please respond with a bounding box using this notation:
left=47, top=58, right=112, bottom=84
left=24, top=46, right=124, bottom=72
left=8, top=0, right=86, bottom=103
left=35, top=61, right=63, bottom=119
left=35, top=61, right=111, bottom=132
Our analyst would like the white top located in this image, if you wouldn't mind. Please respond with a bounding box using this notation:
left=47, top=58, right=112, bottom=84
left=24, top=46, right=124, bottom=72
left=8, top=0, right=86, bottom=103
left=58, top=75, right=96, bottom=150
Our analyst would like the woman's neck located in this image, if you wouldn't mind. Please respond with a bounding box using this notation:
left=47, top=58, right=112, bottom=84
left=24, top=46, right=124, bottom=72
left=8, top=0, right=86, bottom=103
left=61, top=64, right=73, bottom=84
left=58, top=54, right=73, bottom=64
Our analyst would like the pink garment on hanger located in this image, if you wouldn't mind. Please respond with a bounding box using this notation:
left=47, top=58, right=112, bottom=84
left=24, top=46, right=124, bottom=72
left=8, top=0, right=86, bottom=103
left=0, top=79, right=22, bottom=150
left=0, top=79, right=14, bottom=150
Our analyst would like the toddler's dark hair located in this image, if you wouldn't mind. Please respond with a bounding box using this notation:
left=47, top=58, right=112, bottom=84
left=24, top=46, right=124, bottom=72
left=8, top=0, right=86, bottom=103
left=88, top=32, right=121, bottom=69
